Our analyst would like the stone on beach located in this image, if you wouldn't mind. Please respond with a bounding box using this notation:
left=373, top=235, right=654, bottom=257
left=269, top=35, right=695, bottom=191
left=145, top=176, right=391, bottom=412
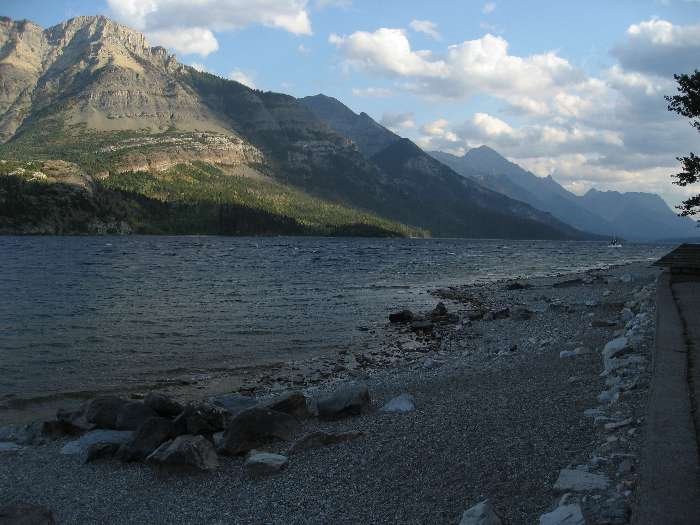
left=602, top=337, right=631, bottom=361
left=559, top=347, right=589, bottom=359
left=538, top=504, right=585, bottom=525
left=389, top=309, right=414, bottom=323
left=288, top=431, right=364, bottom=454
left=117, top=417, right=176, bottom=461
left=143, top=393, right=183, bottom=417
left=219, top=407, right=298, bottom=455
left=380, top=393, right=416, bottom=413
left=0, top=442, right=23, bottom=454
left=173, top=403, right=226, bottom=436
left=458, top=499, right=503, bottom=525
left=553, top=468, right=609, bottom=491
left=146, top=435, right=219, bottom=471
left=114, top=402, right=158, bottom=431
left=259, top=391, right=310, bottom=418
left=243, top=451, right=288, bottom=476
left=83, top=396, right=130, bottom=429
left=209, top=394, right=258, bottom=417
left=410, top=320, right=434, bottom=333
left=314, top=382, right=371, bottom=419
left=60, top=430, right=133, bottom=458
left=0, top=503, right=56, bottom=525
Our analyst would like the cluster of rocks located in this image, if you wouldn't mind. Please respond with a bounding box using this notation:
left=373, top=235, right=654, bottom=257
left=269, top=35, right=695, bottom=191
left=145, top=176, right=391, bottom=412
left=3, top=382, right=419, bottom=479
left=535, top=281, right=655, bottom=524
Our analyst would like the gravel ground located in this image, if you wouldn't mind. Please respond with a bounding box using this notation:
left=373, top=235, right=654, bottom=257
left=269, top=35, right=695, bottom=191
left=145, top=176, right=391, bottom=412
left=0, top=262, right=660, bottom=524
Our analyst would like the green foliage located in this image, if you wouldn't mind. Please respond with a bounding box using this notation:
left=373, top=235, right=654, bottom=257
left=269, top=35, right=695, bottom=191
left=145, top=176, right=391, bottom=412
left=102, top=162, right=424, bottom=236
left=666, top=70, right=700, bottom=216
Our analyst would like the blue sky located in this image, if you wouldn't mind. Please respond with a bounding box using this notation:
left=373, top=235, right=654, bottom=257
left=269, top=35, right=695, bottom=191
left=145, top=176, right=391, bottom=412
left=3, top=0, right=700, bottom=206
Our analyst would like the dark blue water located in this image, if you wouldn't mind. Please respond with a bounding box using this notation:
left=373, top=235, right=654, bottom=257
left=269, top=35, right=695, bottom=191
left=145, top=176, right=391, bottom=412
left=0, top=236, right=666, bottom=402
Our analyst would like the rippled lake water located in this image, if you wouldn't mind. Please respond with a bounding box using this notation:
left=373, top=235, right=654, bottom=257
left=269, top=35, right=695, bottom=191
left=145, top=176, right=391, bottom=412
left=0, top=236, right=668, bottom=406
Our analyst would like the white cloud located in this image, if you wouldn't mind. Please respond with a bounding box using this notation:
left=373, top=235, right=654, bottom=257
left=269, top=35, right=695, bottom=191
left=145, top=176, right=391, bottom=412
left=612, top=18, right=700, bottom=76
left=298, top=43, right=311, bottom=54
left=149, top=27, right=219, bottom=56
left=315, top=0, right=351, bottom=7
left=351, top=87, right=392, bottom=97
left=482, top=2, right=496, bottom=14
left=409, top=19, right=441, bottom=40
left=107, top=0, right=312, bottom=57
left=228, top=69, right=256, bottom=89
left=329, top=29, right=447, bottom=77
left=380, top=112, right=415, bottom=131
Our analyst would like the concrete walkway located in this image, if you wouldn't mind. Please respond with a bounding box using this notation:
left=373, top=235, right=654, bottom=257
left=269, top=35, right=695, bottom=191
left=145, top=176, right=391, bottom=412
left=634, top=272, right=700, bottom=525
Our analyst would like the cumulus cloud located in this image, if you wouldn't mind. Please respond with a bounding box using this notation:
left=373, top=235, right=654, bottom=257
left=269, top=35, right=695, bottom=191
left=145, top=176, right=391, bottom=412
left=612, top=18, right=700, bottom=76
left=107, top=0, right=312, bottom=56
left=351, top=87, right=392, bottom=97
left=409, top=19, right=441, bottom=40
left=380, top=112, right=415, bottom=131
left=228, top=69, right=256, bottom=89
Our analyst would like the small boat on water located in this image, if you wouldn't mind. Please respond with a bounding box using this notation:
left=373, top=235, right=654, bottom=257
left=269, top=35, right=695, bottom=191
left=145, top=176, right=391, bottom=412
left=608, top=236, right=623, bottom=248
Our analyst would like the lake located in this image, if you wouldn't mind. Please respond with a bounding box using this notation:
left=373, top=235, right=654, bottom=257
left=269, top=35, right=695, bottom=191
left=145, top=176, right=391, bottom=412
left=0, top=236, right=667, bottom=414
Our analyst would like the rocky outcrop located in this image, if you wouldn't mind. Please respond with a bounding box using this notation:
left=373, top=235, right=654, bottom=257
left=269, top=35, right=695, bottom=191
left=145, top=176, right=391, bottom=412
left=146, top=435, right=219, bottom=471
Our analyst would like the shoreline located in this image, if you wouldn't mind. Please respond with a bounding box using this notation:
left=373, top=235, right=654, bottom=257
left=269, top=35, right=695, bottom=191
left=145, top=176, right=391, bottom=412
left=0, top=258, right=658, bottom=427
left=0, top=260, right=660, bottom=523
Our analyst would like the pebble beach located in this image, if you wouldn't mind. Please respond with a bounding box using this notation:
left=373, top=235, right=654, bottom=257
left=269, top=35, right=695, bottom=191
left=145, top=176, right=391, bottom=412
left=0, top=261, right=659, bottom=524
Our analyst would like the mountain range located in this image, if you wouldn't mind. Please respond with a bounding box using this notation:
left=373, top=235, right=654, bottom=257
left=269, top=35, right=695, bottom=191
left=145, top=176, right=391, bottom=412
left=431, top=148, right=698, bottom=241
left=0, top=15, right=694, bottom=241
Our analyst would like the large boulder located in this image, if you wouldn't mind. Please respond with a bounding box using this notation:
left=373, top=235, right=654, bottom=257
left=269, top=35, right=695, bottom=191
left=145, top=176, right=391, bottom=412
left=430, top=302, right=449, bottom=322
left=143, top=393, right=183, bottom=418
left=602, top=337, right=631, bottom=361
left=114, top=402, right=158, bottom=431
left=60, top=430, right=133, bottom=461
left=389, top=310, right=414, bottom=323
left=459, top=499, right=503, bottom=525
left=314, top=383, right=370, bottom=419
left=146, top=435, right=219, bottom=471
left=219, top=408, right=298, bottom=455
left=0, top=503, right=56, bottom=524
left=243, top=451, right=288, bottom=476
left=259, top=391, right=310, bottom=418
left=210, top=394, right=258, bottom=417
left=288, top=431, right=364, bottom=454
left=173, top=403, right=226, bottom=436
left=118, top=417, right=176, bottom=462
left=84, top=396, right=130, bottom=429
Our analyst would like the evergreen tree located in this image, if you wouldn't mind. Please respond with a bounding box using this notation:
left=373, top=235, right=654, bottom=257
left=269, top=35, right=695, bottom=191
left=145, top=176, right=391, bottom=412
left=666, top=70, right=700, bottom=216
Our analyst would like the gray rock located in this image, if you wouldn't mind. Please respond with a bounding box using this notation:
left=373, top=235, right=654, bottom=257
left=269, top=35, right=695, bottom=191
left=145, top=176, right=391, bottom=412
left=260, top=391, right=310, bottom=418
left=243, top=450, right=288, bottom=476
left=288, top=431, right=364, bottom=454
left=459, top=499, right=502, bottom=525
left=389, top=309, right=414, bottom=323
left=146, top=435, right=219, bottom=471
left=539, top=504, right=585, bottom=525
left=491, top=308, right=510, bottom=320
left=210, top=394, right=259, bottom=417
left=602, top=337, right=631, bottom=361
left=114, top=402, right=158, bottom=431
left=219, top=407, right=298, bottom=455
left=410, top=320, right=434, bottom=332
left=620, top=308, right=634, bottom=323
left=84, top=396, right=130, bottom=429
left=0, top=503, right=56, bottom=524
left=604, top=418, right=633, bottom=432
left=84, top=442, right=120, bottom=463
left=144, top=393, right=183, bottom=417
left=591, top=319, right=617, bottom=328
left=380, top=393, right=416, bottom=413
left=553, top=468, right=609, bottom=491
left=118, top=417, right=176, bottom=462
left=559, top=347, right=588, bottom=359
left=60, top=430, right=133, bottom=458
left=314, top=383, right=370, bottom=419
left=173, top=403, right=226, bottom=436
left=0, top=442, right=23, bottom=454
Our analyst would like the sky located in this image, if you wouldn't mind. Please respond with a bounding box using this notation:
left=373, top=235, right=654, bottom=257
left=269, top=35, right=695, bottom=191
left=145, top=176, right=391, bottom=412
left=3, top=0, right=700, bottom=208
